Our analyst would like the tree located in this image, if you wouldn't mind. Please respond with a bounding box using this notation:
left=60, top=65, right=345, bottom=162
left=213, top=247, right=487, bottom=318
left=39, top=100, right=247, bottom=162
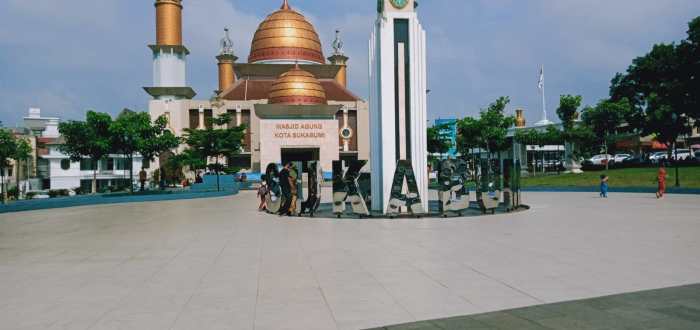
left=110, top=109, right=144, bottom=193
left=479, top=96, right=515, bottom=158
left=182, top=113, right=245, bottom=191
left=427, top=124, right=452, bottom=164
left=59, top=111, right=113, bottom=194
left=0, top=129, right=18, bottom=204
left=556, top=95, right=583, bottom=131
left=13, top=138, right=32, bottom=198
left=582, top=99, right=630, bottom=170
left=135, top=115, right=180, bottom=175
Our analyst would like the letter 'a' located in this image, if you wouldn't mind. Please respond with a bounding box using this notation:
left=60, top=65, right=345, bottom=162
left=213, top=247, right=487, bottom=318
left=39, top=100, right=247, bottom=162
left=387, top=160, right=425, bottom=216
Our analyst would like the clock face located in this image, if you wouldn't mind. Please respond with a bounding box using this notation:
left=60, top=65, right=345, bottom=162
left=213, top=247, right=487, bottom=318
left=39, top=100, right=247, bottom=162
left=390, top=0, right=409, bottom=9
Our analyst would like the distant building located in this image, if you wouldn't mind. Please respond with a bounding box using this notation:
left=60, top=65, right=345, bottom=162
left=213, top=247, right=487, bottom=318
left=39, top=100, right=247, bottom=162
left=15, top=108, right=144, bottom=192
left=146, top=0, right=369, bottom=173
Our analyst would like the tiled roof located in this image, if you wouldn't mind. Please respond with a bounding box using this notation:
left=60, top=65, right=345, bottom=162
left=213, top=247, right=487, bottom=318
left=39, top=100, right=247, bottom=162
left=220, top=79, right=361, bottom=102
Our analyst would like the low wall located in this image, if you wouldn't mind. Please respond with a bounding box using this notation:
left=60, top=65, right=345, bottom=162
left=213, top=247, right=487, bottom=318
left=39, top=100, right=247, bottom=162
left=0, top=189, right=237, bottom=214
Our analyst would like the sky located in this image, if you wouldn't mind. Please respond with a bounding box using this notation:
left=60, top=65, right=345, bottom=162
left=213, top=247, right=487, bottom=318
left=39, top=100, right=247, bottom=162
left=1, top=0, right=699, bottom=127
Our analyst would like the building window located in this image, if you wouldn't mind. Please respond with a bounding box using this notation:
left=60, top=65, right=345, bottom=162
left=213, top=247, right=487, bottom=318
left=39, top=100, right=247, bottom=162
left=60, top=159, right=71, bottom=170
left=189, top=109, right=199, bottom=129
left=115, top=158, right=132, bottom=171
left=142, top=159, right=150, bottom=169
left=80, top=159, right=97, bottom=171
left=203, top=109, right=213, bottom=129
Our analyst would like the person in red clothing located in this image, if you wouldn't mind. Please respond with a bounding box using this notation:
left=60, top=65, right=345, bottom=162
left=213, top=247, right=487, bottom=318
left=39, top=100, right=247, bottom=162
left=656, top=163, right=667, bottom=199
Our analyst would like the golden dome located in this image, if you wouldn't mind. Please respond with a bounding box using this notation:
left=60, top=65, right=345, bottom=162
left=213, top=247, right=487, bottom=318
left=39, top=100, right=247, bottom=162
left=268, top=65, right=327, bottom=105
left=249, top=0, right=325, bottom=64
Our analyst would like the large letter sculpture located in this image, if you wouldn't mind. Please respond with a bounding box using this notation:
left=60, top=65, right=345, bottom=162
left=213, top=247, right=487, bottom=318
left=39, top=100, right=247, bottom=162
left=437, top=159, right=470, bottom=216
left=299, top=161, right=323, bottom=217
left=332, top=160, right=370, bottom=217
left=264, top=163, right=283, bottom=214
left=288, top=161, right=303, bottom=216
left=387, top=160, right=425, bottom=217
left=477, top=159, right=500, bottom=214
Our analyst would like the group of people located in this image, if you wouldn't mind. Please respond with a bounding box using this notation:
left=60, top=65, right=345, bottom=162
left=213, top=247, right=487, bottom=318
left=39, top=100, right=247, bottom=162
left=600, top=164, right=668, bottom=199
left=257, top=162, right=299, bottom=216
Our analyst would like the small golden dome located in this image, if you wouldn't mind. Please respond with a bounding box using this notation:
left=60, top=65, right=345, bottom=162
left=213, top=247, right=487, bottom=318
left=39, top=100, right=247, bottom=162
left=268, top=65, right=327, bottom=105
left=249, top=0, right=325, bottom=64
left=515, top=109, right=526, bottom=128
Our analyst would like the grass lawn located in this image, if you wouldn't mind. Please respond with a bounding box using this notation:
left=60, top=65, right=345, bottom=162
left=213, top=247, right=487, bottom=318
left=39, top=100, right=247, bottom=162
left=521, top=166, right=700, bottom=189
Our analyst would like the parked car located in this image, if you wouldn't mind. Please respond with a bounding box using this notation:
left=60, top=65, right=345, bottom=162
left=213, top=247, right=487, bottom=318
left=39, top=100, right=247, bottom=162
left=613, top=154, right=632, bottom=163
left=672, top=149, right=692, bottom=161
left=622, top=155, right=647, bottom=165
left=587, top=154, right=614, bottom=165
left=649, top=152, right=668, bottom=163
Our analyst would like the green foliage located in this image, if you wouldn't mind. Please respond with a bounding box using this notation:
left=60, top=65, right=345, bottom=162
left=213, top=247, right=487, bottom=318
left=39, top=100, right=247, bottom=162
left=59, top=111, right=112, bottom=163
left=480, top=96, right=516, bottom=154
left=514, top=125, right=563, bottom=147
left=582, top=99, right=631, bottom=168
left=14, top=138, right=32, bottom=163
left=181, top=113, right=246, bottom=191
left=556, top=95, right=582, bottom=131
left=427, top=124, right=452, bottom=163
left=110, top=109, right=180, bottom=192
left=456, top=117, right=482, bottom=156
left=0, top=129, right=18, bottom=171
left=582, top=99, right=630, bottom=143
left=136, top=115, right=181, bottom=168
left=59, top=111, right=113, bottom=194
left=610, top=16, right=699, bottom=144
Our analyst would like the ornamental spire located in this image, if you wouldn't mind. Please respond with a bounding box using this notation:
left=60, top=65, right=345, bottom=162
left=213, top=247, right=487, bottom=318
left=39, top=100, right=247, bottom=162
left=332, top=29, right=344, bottom=55
left=219, top=27, right=234, bottom=56
left=281, top=0, right=290, bottom=10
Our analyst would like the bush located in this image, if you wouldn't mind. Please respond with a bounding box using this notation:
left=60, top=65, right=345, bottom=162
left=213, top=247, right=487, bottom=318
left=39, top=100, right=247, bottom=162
left=8, top=186, right=19, bottom=200
left=26, top=192, right=38, bottom=199
left=72, top=187, right=85, bottom=195
left=48, top=189, right=70, bottom=198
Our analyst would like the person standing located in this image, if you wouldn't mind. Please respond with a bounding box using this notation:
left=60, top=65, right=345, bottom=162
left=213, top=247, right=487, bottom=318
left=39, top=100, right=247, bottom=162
left=139, top=168, right=148, bottom=192
left=278, top=163, right=292, bottom=216
left=599, top=174, right=609, bottom=198
left=656, top=163, right=667, bottom=199
left=257, top=181, right=268, bottom=211
left=288, top=164, right=298, bottom=216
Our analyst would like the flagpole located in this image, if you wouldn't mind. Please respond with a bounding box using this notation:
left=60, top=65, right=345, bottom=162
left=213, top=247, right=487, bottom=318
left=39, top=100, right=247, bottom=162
left=541, top=65, right=547, bottom=123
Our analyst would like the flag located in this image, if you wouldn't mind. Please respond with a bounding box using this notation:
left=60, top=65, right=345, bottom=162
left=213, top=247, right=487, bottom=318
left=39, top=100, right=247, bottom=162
left=537, top=66, right=544, bottom=91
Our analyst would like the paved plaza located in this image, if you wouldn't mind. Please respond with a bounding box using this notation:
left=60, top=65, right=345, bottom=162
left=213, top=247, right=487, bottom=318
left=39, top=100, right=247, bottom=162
left=1, top=191, right=699, bottom=329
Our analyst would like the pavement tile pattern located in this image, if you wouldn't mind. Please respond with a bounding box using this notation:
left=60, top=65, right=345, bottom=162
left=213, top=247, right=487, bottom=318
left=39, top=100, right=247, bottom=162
left=369, top=283, right=700, bottom=329
left=1, top=190, right=699, bottom=329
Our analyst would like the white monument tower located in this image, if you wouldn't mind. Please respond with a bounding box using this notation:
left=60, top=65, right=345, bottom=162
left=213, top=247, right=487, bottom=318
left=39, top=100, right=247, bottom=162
left=369, top=0, right=428, bottom=213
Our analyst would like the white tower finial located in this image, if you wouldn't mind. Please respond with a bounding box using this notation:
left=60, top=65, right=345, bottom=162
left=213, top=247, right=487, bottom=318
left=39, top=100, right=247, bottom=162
left=332, top=29, right=344, bottom=55
left=220, top=28, right=234, bottom=56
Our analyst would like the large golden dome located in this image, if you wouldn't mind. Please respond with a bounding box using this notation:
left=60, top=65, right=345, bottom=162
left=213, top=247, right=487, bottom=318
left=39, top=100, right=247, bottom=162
left=249, top=0, right=325, bottom=64
left=268, top=64, right=327, bottom=105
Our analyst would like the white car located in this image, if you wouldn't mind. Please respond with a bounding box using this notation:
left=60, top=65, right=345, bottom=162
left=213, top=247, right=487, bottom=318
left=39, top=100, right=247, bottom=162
left=588, top=154, right=613, bottom=165
left=613, top=154, right=631, bottom=163
left=649, top=152, right=667, bottom=163
left=672, top=149, right=691, bottom=161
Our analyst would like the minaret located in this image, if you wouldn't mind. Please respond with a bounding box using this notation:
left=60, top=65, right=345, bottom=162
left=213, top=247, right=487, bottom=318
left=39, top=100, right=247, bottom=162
left=327, top=30, right=349, bottom=88
left=216, top=28, right=238, bottom=94
left=144, top=0, right=196, bottom=100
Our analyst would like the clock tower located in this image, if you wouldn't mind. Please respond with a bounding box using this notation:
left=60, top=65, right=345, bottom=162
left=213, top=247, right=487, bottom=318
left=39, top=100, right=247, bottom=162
left=369, top=0, right=428, bottom=213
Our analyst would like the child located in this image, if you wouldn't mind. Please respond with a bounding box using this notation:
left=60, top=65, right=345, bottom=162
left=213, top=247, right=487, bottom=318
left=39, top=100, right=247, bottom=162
left=600, top=174, right=609, bottom=198
left=656, top=164, right=667, bottom=199
left=257, top=182, right=268, bottom=211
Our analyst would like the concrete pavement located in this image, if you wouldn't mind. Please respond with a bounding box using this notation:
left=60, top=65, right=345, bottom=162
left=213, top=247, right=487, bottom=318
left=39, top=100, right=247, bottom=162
left=1, top=191, right=699, bottom=329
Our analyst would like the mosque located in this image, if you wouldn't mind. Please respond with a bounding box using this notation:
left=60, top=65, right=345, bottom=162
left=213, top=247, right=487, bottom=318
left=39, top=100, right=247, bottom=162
left=146, top=0, right=369, bottom=172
